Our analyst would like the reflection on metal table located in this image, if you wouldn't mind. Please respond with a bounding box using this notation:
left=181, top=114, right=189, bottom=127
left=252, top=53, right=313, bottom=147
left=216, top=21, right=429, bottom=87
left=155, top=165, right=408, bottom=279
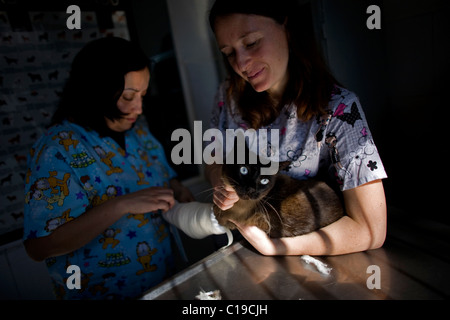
left=141, top=209, right=450, bottom=300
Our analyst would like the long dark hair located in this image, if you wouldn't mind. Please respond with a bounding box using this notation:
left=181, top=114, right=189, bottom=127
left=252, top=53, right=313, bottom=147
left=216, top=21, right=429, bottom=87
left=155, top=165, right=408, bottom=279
left=209, top=0, right=339, bottom=129
left=51, top=37, right=149, bottom=130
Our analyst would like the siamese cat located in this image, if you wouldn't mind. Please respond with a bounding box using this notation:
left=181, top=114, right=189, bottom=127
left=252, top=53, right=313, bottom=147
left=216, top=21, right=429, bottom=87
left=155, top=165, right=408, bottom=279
left=213, top=143, right=344, bottom=238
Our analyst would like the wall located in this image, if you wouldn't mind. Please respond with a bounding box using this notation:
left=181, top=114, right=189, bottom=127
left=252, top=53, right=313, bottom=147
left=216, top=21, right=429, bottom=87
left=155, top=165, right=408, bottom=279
left=319, top=0, right=387, bottom=130
left=382, top=0, right=449, bottom=220
left=317, top=0, right=449, bottom=223
left=0, top=240, right=54, bottom=299
left=131, top=0, right=201, bottom=181
left=166, top=0, right=220, bottom=129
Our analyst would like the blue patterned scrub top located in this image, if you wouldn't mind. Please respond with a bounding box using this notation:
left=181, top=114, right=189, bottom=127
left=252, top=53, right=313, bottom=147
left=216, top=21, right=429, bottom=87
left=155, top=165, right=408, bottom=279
left=23, top=120, right=177, bottom=299
left=210, top=83, right=387, bottom=191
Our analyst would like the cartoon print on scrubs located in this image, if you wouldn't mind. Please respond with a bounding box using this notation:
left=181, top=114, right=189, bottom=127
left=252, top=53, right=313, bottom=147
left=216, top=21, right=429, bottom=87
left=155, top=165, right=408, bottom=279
left=23, top=120, right=176, bottom=299
left=209, top=83, right=387, bottom=191
left=70, top=152, right=96, bottom=168
left=52, top=130, right=79, bottom=151
left=150, top=211, right=169, bottom=243
left=80, top=175, right=98, bottom=200
left=44, top=208, right=74, bottom=232
left=131, top=164, right=149, bottom=185
left=99, top=228, right=121, bottom=249
left=93, top=145, right=123, bottom=175
left=91, top=185, right=121, bottom=207
left=25, top=171, right=71, bottom=210
left=136, top=241, right=158, bottom=275
left=127, top=212, right=149, bottom=228
left=137, top=148, right=153, bottom=167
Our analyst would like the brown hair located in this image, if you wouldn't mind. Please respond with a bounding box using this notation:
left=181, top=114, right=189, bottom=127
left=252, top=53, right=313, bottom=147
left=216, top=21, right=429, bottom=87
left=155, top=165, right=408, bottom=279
left=209, top=0, right=340, bottom=129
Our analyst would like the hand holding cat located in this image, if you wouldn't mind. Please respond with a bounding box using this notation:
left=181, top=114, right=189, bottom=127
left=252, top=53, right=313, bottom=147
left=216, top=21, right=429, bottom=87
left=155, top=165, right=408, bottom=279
left=205, top=164, right=240, bottom=210
left=230, top=220, right=280, bottom=256
left=213, top=184, right=239, bottom=210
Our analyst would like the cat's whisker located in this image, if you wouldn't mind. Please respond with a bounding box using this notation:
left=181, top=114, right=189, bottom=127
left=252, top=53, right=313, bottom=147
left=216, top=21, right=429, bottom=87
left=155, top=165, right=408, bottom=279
left=262, top=199, right=283, bottom=225
left=256, top=200, right=272, bottom=235
left=194, top=187, right=215, bottom=196
left=192, top=187, right=217, bottom=201
left=266, top=199, right=296, bottom=230
left=263, top=195, right=294, bottom=228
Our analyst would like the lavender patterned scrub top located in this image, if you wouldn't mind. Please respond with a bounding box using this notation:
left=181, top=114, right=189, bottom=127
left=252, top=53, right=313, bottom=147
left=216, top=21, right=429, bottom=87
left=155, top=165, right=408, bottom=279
left=209, top=83, right=387, bottom=191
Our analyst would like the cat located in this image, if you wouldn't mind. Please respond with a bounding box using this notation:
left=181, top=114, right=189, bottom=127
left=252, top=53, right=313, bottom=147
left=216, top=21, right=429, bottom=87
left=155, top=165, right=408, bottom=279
left=213, top=143, right=344, bottom=238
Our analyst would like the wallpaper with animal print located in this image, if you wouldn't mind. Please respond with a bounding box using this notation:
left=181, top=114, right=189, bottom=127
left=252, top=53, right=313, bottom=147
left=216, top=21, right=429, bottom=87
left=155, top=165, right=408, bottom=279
left=0, top=9, right=130, bottom=239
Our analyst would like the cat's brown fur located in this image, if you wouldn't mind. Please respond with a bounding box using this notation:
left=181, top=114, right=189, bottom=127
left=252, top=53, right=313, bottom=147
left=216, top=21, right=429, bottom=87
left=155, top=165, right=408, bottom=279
left=213, top=162, right=344, bottom=238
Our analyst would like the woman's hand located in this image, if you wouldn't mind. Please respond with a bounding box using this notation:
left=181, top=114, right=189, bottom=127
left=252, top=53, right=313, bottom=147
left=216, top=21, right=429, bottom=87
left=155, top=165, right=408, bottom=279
left=205, top=163, right=239, bottom=210
left=230, top=220, right=279, bottom=256
left=213, top=183, right=239, bottom=210
left=119, top=186, right=175, bottom=214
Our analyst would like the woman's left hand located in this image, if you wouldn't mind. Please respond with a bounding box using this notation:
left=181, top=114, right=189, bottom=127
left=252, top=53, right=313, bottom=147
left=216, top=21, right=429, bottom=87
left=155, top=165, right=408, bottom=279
left=230, top=220, right=280, bottom=256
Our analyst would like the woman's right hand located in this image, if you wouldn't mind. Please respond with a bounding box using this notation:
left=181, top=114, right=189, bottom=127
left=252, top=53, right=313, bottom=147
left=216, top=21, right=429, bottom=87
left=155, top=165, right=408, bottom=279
left=119, top=186, right=175, bottom=215
left=213, top=182, right=239, bottom=210
left=206, top=164, right=239, bottom=210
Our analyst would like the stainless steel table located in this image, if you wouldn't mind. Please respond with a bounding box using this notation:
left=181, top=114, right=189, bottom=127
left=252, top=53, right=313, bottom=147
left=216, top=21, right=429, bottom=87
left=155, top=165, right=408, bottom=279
left=142, top=208, right=450, bottom=300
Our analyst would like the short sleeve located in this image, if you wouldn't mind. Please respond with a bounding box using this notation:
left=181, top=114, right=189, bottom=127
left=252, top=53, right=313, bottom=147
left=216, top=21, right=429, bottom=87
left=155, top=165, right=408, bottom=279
left=324, top=92, right=387, bottom=191
left=23, top=143, right=90, bottom=240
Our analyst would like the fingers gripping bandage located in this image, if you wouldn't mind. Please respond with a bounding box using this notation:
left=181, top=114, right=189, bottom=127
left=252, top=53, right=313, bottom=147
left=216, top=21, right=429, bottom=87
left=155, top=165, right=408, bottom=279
left=163, top=201, right=233, bottom=246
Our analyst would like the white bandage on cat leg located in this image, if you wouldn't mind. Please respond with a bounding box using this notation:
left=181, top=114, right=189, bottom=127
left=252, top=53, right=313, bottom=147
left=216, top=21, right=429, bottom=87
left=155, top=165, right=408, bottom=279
left=163, top=201, right=229, bottom=239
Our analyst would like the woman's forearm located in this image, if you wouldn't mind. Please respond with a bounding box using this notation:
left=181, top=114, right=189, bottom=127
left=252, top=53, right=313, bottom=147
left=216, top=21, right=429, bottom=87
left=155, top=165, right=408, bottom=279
left=277, top=182, right=386, bottom=256
left=273, top=215, right=382, bottom=256
left=24, top=196, right=126, bottom=261
left=24, top=186, right=175, bottom=261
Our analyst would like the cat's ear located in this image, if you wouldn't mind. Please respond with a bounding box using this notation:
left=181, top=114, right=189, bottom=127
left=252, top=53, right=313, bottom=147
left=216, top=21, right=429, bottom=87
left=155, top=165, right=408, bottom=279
left=278, top=161, right=292, bottom=172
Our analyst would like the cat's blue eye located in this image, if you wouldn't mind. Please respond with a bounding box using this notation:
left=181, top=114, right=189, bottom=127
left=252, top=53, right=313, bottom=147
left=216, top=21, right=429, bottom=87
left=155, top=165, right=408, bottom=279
left=240, top=166, right=248, bottom=175
left=260, top=178, right=270, bottom=185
